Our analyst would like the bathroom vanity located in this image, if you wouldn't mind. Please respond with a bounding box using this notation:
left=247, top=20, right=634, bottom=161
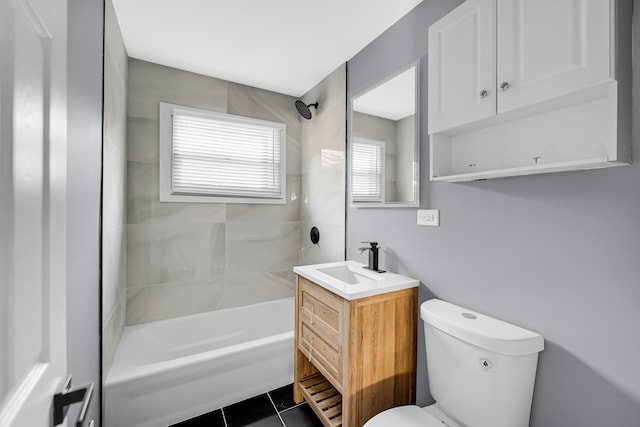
left=293, top=261, right=419, bottom=427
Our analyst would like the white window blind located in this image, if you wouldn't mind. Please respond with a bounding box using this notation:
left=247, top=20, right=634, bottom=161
left=351, top=138, right=385, bottom=202
left=160, top=103, right=286, bottom=203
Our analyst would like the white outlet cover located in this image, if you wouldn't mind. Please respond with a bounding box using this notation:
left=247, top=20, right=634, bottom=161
left=417, top=209, right=439, bottom=226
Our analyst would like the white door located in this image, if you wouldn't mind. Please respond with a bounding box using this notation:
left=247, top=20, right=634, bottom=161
left=497, top=0, right=613, bottom=113
left=0, top=0, right=69, bottom=426
left=428, top=0, right=496, bottom=133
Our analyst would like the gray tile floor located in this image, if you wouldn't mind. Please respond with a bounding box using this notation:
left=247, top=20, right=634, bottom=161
left=170, top=384, right=323, bottom=427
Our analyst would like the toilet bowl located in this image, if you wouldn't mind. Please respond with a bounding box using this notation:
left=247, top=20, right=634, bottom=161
left=364, top=299, right=544, bottom=427
left=365, top=404, right=462, bottom=427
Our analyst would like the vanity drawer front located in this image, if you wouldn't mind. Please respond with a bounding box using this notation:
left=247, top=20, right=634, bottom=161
left=299, top=277, right=342, bottom=343
left=300, top=323, right=342, bottom=384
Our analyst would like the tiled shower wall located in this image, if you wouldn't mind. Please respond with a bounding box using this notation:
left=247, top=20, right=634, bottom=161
left=299, top=65, right=347, bottom=265
left=125, top=59, right=306, bottom=325
left=102, top=0, right=127, bottom=376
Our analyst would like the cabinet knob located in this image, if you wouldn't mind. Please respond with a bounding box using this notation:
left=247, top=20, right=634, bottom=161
left=500, top=82, right=510, bottom=91
left=479, top=90, right=488, bottom=98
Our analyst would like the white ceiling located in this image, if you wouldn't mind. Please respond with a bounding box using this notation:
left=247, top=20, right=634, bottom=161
left=111, top=0, right=423, bottom=97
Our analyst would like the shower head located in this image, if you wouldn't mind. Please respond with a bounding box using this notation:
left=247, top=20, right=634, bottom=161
left=295, top=100, right=318, bottom=120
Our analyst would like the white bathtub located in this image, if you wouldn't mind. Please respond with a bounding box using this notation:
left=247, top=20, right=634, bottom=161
left=104, top=297, right=294, bottom=427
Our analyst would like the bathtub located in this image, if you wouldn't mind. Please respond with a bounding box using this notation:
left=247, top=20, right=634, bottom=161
left=104, top=297, right=294, bottom=427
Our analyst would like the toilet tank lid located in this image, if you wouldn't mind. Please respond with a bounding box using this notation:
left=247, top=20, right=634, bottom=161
left=421, top=299, right=544, bottom=356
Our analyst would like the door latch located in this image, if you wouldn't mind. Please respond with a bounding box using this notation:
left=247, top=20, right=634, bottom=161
left=53, top=374, right=94, bottom=427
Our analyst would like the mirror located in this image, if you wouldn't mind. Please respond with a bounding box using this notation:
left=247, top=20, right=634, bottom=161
left=349, top=62, right=419, bottom=207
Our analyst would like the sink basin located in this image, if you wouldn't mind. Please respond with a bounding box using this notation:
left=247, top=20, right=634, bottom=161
left=294, top=260, right=419, bottom=300
left=317, top=265, right=383, bottom=285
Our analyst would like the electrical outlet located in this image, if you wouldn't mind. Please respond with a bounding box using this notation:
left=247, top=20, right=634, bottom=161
left=417, top=209, right=439, bottom=226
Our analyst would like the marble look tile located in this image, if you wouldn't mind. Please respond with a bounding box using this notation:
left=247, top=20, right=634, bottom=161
left=226, top=174, right=300, bottom=223
left=126, top=160, right=154, bottom=224
left=120, top=60, right=349, bottom=323
left=127, top=223, right=225, bottom=287
left=301, top=117, right=346, bottom=176
left=128, top=58, right=227, bottom=121
left=301, top=174, right=345, bottom=226
left=102, top=67, right=127, bottom=232
left=103, top=53, right=127, bottom=155
left=223, top=271, right=295, bottom=309
left=127, top=117, right=159, bottom=163
left=102, top=295, right=125, bottom=379
left=102, top=227, right=126, bottom=323
left=104, top=0, right=127, bottom=83
left=225, top=222, right=299, bottom=275
left=226, top=83, right=300, bottom=130
left=126, top=279, right=225, bottom=325
left=127, top=161, right=227, bottom=225
left=103, top=28, right=127, bottom=233
left=299, top=222, right=345, bottom=266
left=227, top=82, right=302, bottom=176
left=285, top=128, right=302, bottom=177
left=152, top=198, right=227, bottom=226
left=300, top=65, right=346, bottom=183
left=103, top=142, right=126, bottom=232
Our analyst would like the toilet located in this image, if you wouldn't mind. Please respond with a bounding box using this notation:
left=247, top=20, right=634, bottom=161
left=365, top=299, right=544, bottom=427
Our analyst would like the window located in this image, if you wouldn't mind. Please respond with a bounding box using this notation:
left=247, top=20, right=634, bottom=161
left=159, top=103, right=286, bottom=203
left=350, top=137, right=385, bottom=202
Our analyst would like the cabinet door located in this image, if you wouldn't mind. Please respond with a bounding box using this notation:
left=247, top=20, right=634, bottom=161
left=497, top=0, right=612, bottom=114
left=428, top=0, right=496, bottom=133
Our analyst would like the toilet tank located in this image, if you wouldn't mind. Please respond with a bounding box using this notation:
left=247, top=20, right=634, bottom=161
left=421, top=299, right=544, bottom=427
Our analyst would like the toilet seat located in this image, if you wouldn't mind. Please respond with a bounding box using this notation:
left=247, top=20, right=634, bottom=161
left=364, top=405, right=443, bottom=427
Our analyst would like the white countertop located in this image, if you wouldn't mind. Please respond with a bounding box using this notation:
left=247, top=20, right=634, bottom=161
left=293, top=260, right=419, bottom=300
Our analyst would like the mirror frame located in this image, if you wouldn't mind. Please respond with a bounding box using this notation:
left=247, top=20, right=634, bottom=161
left=348, top=60, right=420, bottom=208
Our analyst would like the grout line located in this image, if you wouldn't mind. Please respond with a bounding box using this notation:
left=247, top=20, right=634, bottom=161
left=266, top=393, right=287, bottom=427
left=277, top=401, right=306, bottom=414
left=221, top=407, right=229, bottom=427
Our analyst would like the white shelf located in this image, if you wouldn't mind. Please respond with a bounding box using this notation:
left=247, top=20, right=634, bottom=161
left=432, top=157, right=623, bottom=182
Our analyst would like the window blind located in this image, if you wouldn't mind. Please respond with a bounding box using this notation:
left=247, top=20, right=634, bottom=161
left=171, top=110, right=285, bottom=199
left=351, top=138, right=384, bottom=202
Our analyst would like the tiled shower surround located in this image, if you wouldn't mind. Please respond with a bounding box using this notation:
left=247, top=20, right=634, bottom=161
left=102, top=0, right=128, bottom=377
left=125, top=59, right=345, bottom=325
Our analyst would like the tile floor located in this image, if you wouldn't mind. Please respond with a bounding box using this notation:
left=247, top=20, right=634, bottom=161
left=170, top=383, right=324, bottom=427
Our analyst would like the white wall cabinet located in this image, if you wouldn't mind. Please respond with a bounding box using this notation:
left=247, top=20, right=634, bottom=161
left=428, top=0, right=632, bottom=182
left=497, top=0, right=612, bottom=114
left=427, top=0, right=495, bottom=133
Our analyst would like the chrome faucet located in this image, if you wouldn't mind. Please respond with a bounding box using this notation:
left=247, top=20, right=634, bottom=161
left=356, top=241, right=385, bottom=273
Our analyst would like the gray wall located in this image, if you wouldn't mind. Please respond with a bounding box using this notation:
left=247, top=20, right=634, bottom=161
left=300, top=64, right=347, bottom=264
left=346, top=1, right=640, bottom=426
left=102, top=0, right=128, bottom=378
left=67, top=0, right=104, bottom=424
left=126, top=59, right=302, bottom=325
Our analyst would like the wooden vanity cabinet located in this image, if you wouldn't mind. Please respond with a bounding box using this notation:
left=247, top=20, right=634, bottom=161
left=293, top=275, right=418, bottom=427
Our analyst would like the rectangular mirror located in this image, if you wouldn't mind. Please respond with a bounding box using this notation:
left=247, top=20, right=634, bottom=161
left=349, top=61, right=419, bottom=207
